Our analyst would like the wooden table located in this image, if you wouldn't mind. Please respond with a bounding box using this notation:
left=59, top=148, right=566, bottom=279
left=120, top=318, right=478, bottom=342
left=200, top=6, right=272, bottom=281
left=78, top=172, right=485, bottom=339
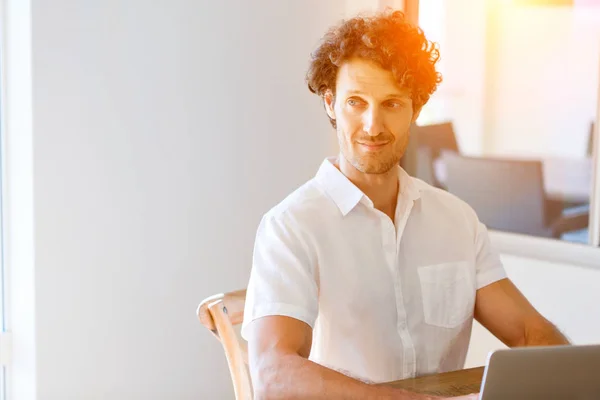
left=386, top=367, right=484, bottom=397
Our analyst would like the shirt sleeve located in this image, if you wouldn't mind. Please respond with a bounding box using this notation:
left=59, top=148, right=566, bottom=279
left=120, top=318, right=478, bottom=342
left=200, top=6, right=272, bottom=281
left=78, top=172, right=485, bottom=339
left=474, top=221, right=507, bottom=289
left=241, top=212, right=319, bottom=341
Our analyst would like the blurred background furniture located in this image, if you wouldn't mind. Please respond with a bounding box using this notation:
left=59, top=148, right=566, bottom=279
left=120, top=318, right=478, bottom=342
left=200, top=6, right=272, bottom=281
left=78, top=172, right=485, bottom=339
left=541, top=156, right=592, bottom=205
left=440, top=152, right=589, bottom=239
left=434, top=154, right=591, bottom=205
left=401, top=121, right=460, bottom=188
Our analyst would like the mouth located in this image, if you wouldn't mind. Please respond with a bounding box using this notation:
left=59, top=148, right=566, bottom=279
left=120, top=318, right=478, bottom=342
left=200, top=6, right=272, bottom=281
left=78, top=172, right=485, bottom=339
left=357, top=141, right=389, bottom=151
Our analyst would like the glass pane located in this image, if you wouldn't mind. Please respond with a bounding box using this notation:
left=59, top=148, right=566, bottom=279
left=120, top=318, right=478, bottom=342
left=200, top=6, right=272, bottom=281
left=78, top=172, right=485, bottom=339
left=0, top=368, right=5, bottom=400
left=412, top=0, right=600, bottom=244
left=0, top=30, right=6, bottom=400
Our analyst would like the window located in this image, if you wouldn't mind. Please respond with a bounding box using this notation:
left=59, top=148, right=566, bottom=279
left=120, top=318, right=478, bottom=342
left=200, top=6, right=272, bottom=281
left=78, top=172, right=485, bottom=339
left=412, top=0, right=600, bottom=246
left=0, top=9, right=7, bottom=398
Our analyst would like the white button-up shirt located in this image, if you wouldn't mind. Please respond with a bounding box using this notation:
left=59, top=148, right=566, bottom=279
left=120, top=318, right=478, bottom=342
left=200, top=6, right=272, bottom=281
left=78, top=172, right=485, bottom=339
left=242, top=157, right=506, bottom=383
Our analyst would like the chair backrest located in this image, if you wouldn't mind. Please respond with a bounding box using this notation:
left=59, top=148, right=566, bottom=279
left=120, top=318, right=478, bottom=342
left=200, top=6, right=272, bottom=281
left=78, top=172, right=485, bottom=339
left=413, top=121, right=460, bottom=160
left=198, top=289, right=252, bottom=400
left=405, top=122, right=460, bottom=188
left=414, top=146, right=439, bottom=187
left=441, top=153, right=550, bottom=237
left=400, top=122, right=420, bottom=176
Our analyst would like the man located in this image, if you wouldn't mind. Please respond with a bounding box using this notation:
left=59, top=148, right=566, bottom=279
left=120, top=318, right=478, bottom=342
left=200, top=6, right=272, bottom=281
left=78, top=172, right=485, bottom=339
left=241, top=10, right=569, bottom=400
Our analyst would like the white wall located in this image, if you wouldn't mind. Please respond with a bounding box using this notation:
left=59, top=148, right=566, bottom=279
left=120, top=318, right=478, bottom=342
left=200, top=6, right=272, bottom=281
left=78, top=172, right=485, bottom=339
left=3, top=0, right=36, bottom=399
left=346, top=0, right=381, bottom=15
left=8, top=1, right=365, bottom=399
left=345, top=0, right=404, bottom=16
left=466, top=253, right=600, bottom=368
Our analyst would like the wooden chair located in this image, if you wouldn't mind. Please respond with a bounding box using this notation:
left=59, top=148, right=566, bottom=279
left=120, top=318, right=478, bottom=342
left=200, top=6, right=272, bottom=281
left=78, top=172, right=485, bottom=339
left=198, top=289, right=252, bottom=399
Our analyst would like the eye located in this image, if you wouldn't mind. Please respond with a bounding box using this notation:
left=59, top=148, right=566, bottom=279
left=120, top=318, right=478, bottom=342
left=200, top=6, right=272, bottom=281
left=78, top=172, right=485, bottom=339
left=385, top=100, right=403, bottom=109
left=347, top=98, right=364, bottom=107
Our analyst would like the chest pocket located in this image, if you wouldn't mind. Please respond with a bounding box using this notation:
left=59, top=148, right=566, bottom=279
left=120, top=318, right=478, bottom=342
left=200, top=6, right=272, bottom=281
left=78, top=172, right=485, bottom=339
left=417, top=262, right=476, bottom=329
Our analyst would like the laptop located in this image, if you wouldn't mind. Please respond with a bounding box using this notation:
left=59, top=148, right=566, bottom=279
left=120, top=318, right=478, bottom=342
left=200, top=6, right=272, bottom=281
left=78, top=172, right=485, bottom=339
left=479, top=344, right=600, bottom=400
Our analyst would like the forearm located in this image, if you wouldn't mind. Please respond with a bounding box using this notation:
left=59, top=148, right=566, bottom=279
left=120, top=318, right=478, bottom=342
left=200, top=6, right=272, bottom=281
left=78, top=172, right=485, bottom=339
left=523, top=318, right=570, bottom=346
left=253, top=352, right=429, bottom=400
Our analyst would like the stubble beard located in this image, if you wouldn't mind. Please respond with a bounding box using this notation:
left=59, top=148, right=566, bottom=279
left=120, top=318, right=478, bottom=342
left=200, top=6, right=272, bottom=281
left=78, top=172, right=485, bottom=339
left=340, top=128, right=409, bottom=175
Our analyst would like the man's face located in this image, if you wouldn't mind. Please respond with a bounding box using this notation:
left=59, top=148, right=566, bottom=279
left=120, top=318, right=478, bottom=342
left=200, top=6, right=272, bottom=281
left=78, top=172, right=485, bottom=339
left=325, top=58, right=419, bottom=174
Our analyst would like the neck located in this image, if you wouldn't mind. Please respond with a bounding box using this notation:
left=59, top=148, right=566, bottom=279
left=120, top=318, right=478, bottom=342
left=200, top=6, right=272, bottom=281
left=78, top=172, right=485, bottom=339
left=336, top=156, right=400, bottom=216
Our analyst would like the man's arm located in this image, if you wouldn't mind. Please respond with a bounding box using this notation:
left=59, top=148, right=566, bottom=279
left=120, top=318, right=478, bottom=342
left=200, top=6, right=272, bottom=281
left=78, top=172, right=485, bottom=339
left=474, top=278, right=569, bottom=347
left=247, top=315, right=470, bottom=400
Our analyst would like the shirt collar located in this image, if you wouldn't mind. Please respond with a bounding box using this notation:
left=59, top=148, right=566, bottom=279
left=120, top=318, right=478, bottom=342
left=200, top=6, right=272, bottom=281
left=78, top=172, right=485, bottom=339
left=315, top=157, right=422, bottom=216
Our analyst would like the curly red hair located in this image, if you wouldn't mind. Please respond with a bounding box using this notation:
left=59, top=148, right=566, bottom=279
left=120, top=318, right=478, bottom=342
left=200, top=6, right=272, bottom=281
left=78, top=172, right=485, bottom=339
left=306, top=9, right=442, bottom=128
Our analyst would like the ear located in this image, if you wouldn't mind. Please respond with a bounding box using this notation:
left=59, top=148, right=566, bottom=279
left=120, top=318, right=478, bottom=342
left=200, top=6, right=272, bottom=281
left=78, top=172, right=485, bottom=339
left=323, top=90, right=336, bottom=121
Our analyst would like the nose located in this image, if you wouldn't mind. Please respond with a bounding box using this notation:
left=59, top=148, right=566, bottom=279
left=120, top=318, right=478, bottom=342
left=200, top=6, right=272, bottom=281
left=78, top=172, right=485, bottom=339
left=363, top=107, right=384, bottom=137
